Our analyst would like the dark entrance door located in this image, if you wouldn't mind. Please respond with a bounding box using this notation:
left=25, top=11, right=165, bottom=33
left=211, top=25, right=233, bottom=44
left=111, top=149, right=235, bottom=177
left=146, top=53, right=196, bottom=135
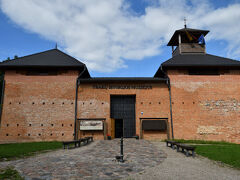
left=110, top=95, right=136, bottom=138
left=115, top=119, right=123, bottom=138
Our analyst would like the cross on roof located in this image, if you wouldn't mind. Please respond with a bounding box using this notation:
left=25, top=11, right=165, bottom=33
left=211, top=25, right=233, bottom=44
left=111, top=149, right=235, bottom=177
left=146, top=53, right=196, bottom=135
left=184, top=17, right=187, bottom=28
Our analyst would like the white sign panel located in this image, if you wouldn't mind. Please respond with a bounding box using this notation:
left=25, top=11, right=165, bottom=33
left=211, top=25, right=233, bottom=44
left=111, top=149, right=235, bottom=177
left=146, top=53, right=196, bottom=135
left=80, top=120, right=103, bottom=130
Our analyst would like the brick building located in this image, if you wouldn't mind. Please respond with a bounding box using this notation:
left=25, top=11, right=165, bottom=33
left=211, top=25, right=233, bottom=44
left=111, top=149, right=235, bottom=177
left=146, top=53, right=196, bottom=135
left=0, top=27, right=240, bottom=144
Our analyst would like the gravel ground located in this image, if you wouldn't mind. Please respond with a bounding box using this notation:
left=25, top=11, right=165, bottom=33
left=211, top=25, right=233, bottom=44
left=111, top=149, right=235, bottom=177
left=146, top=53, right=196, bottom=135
left=125, top=141, right=240, bottom=180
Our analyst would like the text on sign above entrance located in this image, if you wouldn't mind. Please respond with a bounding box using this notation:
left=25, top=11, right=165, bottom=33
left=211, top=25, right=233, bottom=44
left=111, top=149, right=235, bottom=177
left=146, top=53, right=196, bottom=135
left=92, top=85, right=152, bottom=89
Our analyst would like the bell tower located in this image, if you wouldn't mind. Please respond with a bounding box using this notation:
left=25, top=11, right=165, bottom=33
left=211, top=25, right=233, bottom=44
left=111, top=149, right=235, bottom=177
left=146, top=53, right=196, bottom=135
left=167, top=24, right=209, bottom=56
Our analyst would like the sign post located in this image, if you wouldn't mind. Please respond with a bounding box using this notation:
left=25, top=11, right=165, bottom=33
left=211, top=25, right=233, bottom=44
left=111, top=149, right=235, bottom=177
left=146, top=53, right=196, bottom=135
left=116, top=137, right=124, bottom=163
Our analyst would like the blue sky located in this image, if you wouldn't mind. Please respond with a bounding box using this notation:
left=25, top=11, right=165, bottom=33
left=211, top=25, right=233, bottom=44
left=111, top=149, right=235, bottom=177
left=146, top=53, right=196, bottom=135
left=0, top=0, right=240, bottom=77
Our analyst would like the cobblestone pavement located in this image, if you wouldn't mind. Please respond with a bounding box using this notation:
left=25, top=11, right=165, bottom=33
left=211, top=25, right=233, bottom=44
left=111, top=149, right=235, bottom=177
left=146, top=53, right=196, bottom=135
left=0, top=139, right=166, bottom=180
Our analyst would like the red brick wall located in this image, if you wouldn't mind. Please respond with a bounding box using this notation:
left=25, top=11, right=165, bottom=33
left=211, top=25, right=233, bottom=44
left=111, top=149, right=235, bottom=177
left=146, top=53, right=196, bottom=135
left=77, top=82, right=170, bottom=140
left=168, top=69, right=240, bottom=144
left=142, top=131, right=168, bottom=140
left=0, top=70, right=78, bottom=143
left=2, top=68, right=239, bottom=143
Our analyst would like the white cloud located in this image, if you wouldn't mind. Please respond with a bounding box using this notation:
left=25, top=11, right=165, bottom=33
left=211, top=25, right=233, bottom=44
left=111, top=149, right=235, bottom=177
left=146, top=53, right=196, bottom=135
left=1, top=0, right=240, bottom=72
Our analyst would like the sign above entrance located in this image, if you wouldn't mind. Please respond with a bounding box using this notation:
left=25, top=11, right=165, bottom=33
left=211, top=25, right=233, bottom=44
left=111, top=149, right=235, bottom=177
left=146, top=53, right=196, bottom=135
left=93, top=85, right=152, bottom=90
left=80, top=120, right=103, bottom=130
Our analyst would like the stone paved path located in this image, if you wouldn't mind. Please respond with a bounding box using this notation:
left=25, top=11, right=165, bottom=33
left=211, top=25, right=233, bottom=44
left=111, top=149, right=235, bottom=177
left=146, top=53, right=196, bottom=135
left=0, top=139, right=166, bottom=180
left=125, top=141, right=240, bottom=180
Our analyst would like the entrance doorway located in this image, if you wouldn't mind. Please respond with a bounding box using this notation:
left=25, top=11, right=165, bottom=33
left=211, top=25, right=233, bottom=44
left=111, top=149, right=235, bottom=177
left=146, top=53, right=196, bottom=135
left=115, top=119, right=123, bottom=138
left=110, top=95, right=136, bottom=138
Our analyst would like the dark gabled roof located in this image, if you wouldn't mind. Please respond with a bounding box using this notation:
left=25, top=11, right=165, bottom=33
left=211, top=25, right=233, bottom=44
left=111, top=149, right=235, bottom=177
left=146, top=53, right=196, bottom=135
left=0, top=49, right=85, bottom=69
left=167, top=28, right=209, bottom=46
left=162, top=54, right=240, bottom=67
left=154, top=53, right=240, bottom=77
left=79, top=77, right=166, bottom=83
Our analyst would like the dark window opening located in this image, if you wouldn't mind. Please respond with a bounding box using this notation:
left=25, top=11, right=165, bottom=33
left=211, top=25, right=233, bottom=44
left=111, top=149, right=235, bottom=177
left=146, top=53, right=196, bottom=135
left=188, top=68, right=220, bottom=75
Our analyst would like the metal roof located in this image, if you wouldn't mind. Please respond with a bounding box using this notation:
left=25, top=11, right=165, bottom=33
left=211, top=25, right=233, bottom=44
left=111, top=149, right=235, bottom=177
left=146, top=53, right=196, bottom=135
left=154, top=53, right=240, bottom=77
left=0, top=49, right=85, bottom=69
left=162, top=54, right=240, bottom=67
left=167, top=28, right=209, bottom=46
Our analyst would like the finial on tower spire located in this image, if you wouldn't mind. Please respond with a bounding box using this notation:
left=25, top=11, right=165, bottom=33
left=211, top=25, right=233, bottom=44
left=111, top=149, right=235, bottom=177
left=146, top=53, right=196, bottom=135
left=55, top=43, right=58, bottom=49
left=184, top=17, right=187, bottom=28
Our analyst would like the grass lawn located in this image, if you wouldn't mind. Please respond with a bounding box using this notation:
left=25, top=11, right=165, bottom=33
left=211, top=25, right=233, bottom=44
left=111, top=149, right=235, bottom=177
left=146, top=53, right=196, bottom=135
left=0, top=167, right=24, bottom=180
left=195, top=144, right=240, bottom=169
left=173, top=139, right=240, bottom=169
left=0, top=141, right=62, bottom=161
left=173, top=139, right=232, bottom=145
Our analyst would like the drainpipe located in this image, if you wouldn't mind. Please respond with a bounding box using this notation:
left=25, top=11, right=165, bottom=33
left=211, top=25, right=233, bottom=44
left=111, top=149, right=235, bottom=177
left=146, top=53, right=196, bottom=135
left=160, top=66, right=174, bottom=139
left=74, top=65, right=87, bottom=140
left=0, top=76, right=5, bottom=128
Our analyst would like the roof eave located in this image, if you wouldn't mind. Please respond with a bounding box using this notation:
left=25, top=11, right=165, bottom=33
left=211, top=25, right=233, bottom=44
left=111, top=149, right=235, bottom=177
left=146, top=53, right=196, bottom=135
left=79, top=77, right=167, bottom=83
left=0, top=65, right=85, bottom=70
left=162, top=64, right=240, bottom=68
